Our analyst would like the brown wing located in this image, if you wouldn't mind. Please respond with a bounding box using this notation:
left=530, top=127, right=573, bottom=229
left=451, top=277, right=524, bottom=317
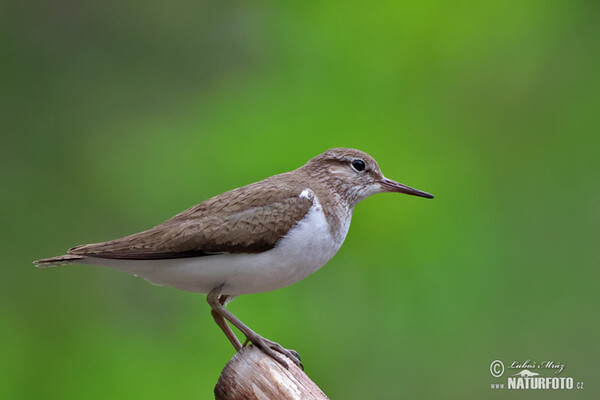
left=68, top=175, right=313, bottom=259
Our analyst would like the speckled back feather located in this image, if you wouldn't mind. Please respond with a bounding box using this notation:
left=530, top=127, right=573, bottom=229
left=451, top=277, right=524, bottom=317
left=66, top=172, right=314, bottom=259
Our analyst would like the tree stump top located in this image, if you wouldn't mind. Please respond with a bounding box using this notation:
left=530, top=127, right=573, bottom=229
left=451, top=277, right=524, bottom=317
left=214, top=345, right=329, bottom=400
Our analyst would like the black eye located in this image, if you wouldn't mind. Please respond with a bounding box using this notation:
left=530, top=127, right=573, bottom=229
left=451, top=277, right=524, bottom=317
left=351, top=159, right=366, bottom=172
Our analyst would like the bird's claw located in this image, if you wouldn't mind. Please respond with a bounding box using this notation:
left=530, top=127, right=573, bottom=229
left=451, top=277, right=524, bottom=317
left=246, top=335, right=303, bottom=370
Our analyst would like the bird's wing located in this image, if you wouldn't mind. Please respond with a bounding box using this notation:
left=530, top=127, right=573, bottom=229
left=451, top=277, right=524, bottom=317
left=68, top=179, right=313, bottom=260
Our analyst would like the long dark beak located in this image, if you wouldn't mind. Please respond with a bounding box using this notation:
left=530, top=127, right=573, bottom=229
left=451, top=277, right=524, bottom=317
left=381, top=177, right=434, bottom=199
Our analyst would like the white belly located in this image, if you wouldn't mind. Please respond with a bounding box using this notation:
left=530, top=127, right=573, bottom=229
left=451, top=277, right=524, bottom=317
left=82, top=200, right=349, bottom=295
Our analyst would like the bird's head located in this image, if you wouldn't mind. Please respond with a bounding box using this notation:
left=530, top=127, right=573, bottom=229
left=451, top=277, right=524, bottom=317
left=301, top=147, right=433, bottom=207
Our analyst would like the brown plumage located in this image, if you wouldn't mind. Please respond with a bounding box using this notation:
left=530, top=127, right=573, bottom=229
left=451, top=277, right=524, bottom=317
left=66, top=174, right=313, bottom=260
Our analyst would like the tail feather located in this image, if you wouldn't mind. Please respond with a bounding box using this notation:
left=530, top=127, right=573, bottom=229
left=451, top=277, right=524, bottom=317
left=34, top=254, right=85, bottom=268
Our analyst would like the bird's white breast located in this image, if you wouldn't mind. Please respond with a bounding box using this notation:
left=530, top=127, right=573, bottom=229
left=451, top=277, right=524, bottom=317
left=84, top=189, right=350, bottom=295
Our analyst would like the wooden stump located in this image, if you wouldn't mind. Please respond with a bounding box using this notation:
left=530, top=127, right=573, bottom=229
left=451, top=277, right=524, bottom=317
left=214, top=345, right=329, bottom=400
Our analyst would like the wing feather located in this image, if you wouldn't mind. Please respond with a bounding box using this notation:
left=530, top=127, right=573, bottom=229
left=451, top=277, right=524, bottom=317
left=68, top=177, right=313, bottom=259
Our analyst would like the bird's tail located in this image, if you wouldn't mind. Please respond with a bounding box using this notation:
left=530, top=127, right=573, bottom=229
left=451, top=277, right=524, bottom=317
left=33, top=254, right=85, bottom=268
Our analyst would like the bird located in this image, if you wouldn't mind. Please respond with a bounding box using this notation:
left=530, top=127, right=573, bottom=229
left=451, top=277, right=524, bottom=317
left=34, top=147, right=433, bottom=369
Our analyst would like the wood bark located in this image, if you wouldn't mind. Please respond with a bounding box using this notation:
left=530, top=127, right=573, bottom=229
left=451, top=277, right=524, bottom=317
left=214, top=345, right=329, bottom=400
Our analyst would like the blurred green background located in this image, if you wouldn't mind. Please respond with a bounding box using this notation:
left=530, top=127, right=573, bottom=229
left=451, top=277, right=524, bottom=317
left=2, top=1, right=598, bottom=398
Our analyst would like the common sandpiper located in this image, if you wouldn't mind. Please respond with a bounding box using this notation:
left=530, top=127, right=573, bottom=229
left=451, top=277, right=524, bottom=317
left=34, top=148, right=433, bottom=369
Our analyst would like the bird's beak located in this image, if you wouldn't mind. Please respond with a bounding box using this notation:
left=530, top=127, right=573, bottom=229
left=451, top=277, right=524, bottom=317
left=380, top=177, right=434, bottom=199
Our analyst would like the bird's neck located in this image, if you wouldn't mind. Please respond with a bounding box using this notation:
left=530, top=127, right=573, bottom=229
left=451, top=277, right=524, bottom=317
left=304, top=179, right=354, bottom=244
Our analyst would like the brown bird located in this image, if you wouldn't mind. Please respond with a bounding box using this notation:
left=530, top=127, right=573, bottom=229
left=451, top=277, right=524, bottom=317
left=35, top=148, right=433, bottom=368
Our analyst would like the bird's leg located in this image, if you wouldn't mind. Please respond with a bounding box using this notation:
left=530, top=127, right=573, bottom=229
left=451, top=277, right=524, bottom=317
left=207, top=287, right=303, bottom=370
left=210, top=294, right=242, bottom=351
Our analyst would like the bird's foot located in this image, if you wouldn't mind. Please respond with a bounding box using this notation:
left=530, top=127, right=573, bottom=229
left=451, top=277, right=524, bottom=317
left=244, top=334, right=303, bottom=370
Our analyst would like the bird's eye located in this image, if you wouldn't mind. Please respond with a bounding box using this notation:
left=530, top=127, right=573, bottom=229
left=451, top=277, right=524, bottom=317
left=351, top=159, right=366, bottom=172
